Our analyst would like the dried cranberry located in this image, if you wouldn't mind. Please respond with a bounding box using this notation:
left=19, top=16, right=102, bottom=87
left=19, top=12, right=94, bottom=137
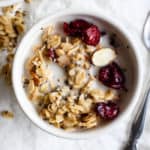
left=70, top=19, right=92, bottom=30
left=46, top=48, right=56, bottom=61
left=63, top=19, right=91, bottom=37
left=63, top=22, right=82, bottom=37
left=63, top=22, right=76, bottom=36
left=96, top=101, right=119, bottom=120
left=99, top=62, right=125, bottom=90
left=63, top=19, right=101, bottom=46
left=83, top=25, right=101, bottom=46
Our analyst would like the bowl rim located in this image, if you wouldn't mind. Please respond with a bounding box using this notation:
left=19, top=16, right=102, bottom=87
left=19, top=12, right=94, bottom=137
left=12, top=9, right=144, bottom=139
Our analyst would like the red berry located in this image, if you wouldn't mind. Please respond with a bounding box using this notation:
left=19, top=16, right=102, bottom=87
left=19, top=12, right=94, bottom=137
left=82, top=25, right=101, bottom=46
left=97, top=101, right=119, bottom=120
left=63, top=19, right=91, bottom=37
left=63, top=19, right=101, bottom=46
left=63, top=22, right=81, bottom=37
left=46, top=48, right=56, bottom=61
left=70, top=19, right=91, bottom=30
left=99, top=62, right=125, bottom=90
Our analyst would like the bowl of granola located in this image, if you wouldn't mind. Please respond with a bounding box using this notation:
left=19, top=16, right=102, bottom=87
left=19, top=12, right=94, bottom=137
left=12, top=10, right=143, bottom=139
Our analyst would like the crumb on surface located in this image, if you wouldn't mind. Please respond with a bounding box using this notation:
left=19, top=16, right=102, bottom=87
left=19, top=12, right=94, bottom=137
left=1, top=110, right=14, bottom=119
left=24, top=0, right=32, bottom=3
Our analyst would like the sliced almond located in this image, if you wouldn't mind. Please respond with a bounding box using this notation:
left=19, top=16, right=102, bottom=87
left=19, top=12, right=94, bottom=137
left=92, top=48, right=116, bottom=67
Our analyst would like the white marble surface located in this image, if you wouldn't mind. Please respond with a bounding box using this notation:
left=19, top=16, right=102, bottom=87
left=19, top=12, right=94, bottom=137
left=0, top=0, right=150, bottom=150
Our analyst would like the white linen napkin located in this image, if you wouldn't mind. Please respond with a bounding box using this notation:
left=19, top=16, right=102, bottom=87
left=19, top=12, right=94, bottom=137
left=0, top=0, right=149, bottom=150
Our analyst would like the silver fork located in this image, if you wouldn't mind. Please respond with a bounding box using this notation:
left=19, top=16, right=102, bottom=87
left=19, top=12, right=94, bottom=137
left=124, top=12, right=150, bottom=150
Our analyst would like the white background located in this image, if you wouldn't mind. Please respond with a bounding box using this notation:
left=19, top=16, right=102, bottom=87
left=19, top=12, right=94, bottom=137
left=0, top=0, right=150, bottom=150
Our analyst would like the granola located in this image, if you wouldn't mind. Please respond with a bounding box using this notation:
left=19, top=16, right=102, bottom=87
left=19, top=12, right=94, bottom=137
left=0, top=6, right=25, bottom=84
left=1, top=110, right=14, bottom=119
left=24, top=25, right=120, bottom=130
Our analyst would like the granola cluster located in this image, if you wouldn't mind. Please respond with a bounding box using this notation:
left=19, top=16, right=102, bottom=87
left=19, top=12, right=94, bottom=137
left=24, top=26, right=119, bottom=130
left=0, top=6, right=25, bottom=52
left=0, top=5, right=25, bottom=84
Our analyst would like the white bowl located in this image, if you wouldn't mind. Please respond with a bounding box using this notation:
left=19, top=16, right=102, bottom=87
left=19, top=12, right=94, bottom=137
left=12, top=10, right=144, bottom=139
left=0, top=0, right=23, bottom=7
